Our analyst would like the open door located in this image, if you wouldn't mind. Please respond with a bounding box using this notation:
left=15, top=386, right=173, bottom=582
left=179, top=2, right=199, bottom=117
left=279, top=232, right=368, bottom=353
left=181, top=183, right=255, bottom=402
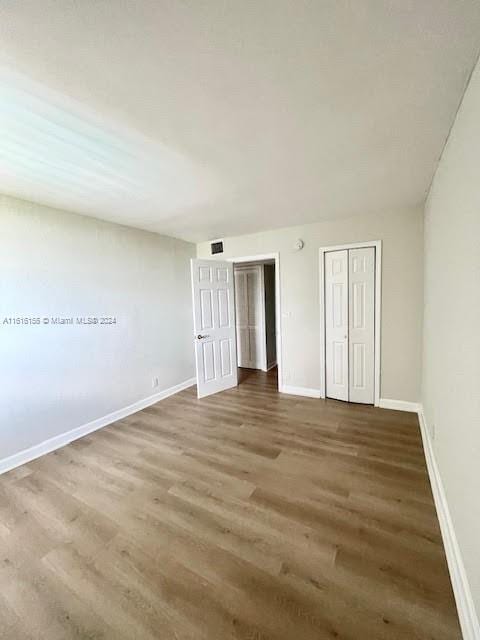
left=191, top=259, right=238, bottom=398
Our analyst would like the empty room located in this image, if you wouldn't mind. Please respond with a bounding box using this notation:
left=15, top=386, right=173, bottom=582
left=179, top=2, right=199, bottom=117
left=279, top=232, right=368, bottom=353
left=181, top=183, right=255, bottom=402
left=1, top=2, right=479, bottom=639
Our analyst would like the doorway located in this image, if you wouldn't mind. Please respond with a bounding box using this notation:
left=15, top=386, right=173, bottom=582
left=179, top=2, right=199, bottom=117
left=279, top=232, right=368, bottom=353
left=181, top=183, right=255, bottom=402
left=190, top=253, right=282, bottom=398
left=319, top=241, right=382, bottom=406
left=231, top=254, right=281, bottom=391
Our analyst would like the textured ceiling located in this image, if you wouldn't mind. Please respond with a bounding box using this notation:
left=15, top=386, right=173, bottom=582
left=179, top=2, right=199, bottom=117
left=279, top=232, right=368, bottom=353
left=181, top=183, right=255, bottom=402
left=1, top=1, right=480, bottom=242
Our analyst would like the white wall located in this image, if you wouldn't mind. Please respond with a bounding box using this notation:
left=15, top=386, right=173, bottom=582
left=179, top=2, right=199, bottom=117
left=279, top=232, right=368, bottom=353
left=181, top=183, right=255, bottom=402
left=422, top=57, right=480, bottom=617
left=198, top=207, right=424, bottom=402
left=0, top=195, right=195, bottom=461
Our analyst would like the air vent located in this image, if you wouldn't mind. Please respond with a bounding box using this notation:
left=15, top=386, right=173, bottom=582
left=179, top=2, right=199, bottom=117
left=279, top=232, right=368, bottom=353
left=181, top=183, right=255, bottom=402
left=211, top=240, right=224, bottom=255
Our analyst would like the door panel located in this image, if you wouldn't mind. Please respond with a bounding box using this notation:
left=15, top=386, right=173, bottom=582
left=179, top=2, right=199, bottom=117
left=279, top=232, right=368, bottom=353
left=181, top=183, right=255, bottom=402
left=216, top=266, right=229, bottom=282
left=202, top=341, right=215, bottom=381
left=348, top=247, right=375, bottom=403
left=352, top=281, right=365, bottom=329
left=200, top=290, right=214, bottom=329
left=247, top=271, right=261, bottom=325
left=234, top=270, right=249, bottom=367
left=217, top=289, right=230, bottom=327
left=325, top=250, right=349, bottom=401
left=352, top=342, right=365, bottom=387
left=219, top=338, right=233, bottom=376
left=191, top=259, right=238, bottom=398
left=249, top=326, right=259, bottom=364
left=333, top=341, right=347, bottom=385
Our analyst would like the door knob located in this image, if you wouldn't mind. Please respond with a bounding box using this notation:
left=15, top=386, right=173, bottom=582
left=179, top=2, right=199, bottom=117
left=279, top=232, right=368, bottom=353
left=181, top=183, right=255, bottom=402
left=197, top=334, right=209, bottom=339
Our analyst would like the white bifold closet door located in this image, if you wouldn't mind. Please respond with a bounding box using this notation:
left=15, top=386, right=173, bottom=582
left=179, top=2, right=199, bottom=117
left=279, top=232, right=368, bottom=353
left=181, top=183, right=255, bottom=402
left=325, top=247, right=375, bottom=404
left=234, top=266, right=267, bottom=370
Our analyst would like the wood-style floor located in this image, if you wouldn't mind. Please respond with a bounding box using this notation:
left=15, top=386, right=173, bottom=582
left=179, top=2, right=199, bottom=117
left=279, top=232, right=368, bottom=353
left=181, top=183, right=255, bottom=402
left=0, top=369, right=460, bottom=640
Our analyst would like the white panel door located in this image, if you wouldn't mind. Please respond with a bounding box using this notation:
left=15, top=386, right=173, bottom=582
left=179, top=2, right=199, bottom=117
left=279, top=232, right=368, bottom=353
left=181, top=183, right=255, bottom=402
left=191, top=259, right=238, bottom=398
left=349, top=247, right=375, bottom=403
left=325, top=250, right=349, bottom=401
left=234, top=266, right=266, bottom=370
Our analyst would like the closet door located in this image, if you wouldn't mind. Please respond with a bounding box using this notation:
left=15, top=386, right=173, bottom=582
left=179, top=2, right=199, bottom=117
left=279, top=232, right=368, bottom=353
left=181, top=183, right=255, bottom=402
left=325, top=250, right=349, bottom=401
left=349, top=247, right=375, bottom=404
left=234, top=266, right=266, bottom=369
left=234, top=269, right=249, bottom=367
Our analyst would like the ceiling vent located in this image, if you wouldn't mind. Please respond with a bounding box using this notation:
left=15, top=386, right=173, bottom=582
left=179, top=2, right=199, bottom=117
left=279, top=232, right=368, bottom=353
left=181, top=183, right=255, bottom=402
left=210, top=240, right=224, bottom=255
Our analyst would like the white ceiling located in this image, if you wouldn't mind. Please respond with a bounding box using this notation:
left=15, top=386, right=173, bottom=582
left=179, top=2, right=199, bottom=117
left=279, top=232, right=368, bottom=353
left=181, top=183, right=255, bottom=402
left=1, top=1, right=480, bottom=243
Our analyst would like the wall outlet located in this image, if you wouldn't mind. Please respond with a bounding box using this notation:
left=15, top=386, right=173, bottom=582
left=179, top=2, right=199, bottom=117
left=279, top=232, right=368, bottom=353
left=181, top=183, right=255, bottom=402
left=152, top=376, right=159, bottom=388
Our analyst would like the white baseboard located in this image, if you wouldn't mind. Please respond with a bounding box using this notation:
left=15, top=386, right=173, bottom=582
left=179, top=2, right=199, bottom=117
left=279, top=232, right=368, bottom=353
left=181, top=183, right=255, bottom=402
left=280, top=384, right=321, bottom=399
left=418, top=406, right=480, bottom=640
left=378, top=397, right=420, bottom=413
left=0, top=377, right=196, bottom=476
left=266, top=361, right=278, bottom=372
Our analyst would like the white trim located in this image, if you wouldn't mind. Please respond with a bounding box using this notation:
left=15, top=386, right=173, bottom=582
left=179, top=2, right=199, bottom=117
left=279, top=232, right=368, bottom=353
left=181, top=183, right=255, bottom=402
left=259, top=264, right=267, bottom=371
left=266, top=361, right=278, bottom=371
left=0, top=377, right=196, bottom=476
left=228, top=253, right=276, bottom=263
left=319, top=240, right=382, bottom=406
left=227, top=253, right=283, bottom=392
left=378, top=398, right=420, bottom=413
left=418, top=407, right=480, bottom=640
left=280, top=384, right=321, bottom=399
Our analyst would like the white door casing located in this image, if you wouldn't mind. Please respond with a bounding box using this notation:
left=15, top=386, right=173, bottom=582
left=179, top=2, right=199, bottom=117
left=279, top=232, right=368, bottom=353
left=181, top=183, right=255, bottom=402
left=348, top=247, right=375, bottom=404
left=325, top=250, right=349, bottom=401
left=320, top=241, right=381, bottom=405
left=234, top=265, right=267, bottom=370
left=191, top=259, right=238, bottom=398
left=228, top=252, right=282, bottom=391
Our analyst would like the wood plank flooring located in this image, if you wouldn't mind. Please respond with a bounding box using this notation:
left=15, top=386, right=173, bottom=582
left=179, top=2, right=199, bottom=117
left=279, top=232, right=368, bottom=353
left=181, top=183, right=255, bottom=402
left=0, top=368, right=461, bottom=639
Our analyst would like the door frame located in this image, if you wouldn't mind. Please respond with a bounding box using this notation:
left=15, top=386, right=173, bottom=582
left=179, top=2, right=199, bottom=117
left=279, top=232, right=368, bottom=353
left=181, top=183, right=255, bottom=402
left=319, top=241, right=382, bottom=406
left=227, top=253, right=282, bottom=391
